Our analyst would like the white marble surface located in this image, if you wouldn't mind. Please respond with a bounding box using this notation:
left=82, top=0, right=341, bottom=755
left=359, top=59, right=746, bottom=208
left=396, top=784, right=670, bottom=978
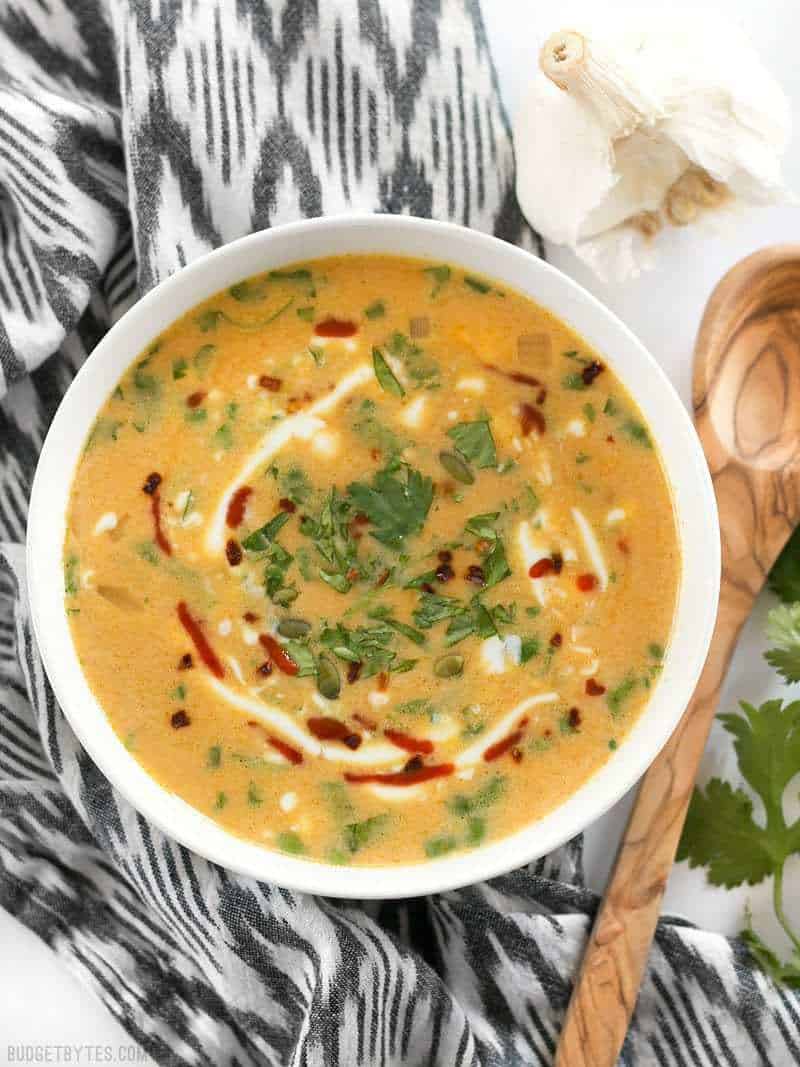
left=3, top=0, right=800, bottom=1050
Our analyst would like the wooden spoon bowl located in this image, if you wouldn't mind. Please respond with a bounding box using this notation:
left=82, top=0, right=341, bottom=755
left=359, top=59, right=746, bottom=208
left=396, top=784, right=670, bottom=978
left=556, top=245, right=800, bottom=1067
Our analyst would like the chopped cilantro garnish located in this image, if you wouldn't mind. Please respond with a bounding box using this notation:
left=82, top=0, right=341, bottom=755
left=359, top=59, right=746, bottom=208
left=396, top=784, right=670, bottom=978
left=347, top=465, right=433, bottom=549
left=447, top=419, right=496, bottom=469
left=562, top=373, right=586, bottom=391
left=277, top=830, right=305, bottom=854
left=242, top=511, right=291, bottom=552
left=623, top=418, right=652, bottom=448
left=343, top=814, right=389, bottom=854
left=607, top=675, right=638, bottom=715
left=423, top=264, right=451, bottom=298
left=229, top=278, right=269, bottom=302
left=207, top=745, right=222, bottom=768
left=297, top=306, right=315, bottom=321
left=247, top=782, right=264, bottom=807
left=385, top=332, right=439, bottom=386
left=424, top=835, right=457, bottom=858
left=765, top=603, right=800, bottom=682
left=364, top=300, right=386, bottom=319
left=481, top=538, right=511, bottom=589
left=172, top=358, right=188, bottom=380
left=64, top=555, right=79, bottom=596
left=448, top=775, right=505, bottom=816
left=463, top=274, right=491, bottom=294
left=372, top=347, right=405, bottom=398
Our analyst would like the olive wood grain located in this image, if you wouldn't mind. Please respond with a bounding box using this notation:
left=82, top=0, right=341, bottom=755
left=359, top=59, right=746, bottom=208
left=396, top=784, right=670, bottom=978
left=556, top=246, right=800, bottom=1067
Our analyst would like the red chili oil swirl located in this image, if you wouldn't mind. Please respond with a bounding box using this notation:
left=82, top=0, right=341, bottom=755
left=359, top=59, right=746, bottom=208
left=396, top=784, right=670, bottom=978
left=314, top=317, right=357, bottom=338
left=307, top=717, right=362, bottom=749
left=484, top=729, right=524, bottom=762
left=176, top=602, right=224, bottom=678
left=519, top=403, right=546, bottom=437
left=226, top=486, right=252, bottom=528
left=576, top=573, right=598, bottom=592
left=344, top=763, right=454, bottom=786
left=384, top=729, right=434, bottom=755
left=267, top=736, right=303, bottom=765
left=481, top=362, right=541, bottom=388
left=258, top=633, right=298, bottom=676
left=150, top=491, right=172, bottom=555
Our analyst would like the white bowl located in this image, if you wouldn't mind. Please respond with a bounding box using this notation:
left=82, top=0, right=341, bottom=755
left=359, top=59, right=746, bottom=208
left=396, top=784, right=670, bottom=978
left=26, top=214, right=720, bottom=899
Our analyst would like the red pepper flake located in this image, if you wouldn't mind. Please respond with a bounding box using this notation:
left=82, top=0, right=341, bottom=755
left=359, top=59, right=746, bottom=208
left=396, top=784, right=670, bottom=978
left=346, top=567, right=360, bottom=583
left=307, top=717, right=362, bottom=750
left=267, top=735, right=303, bottom=765
left=577, top=573, right=598, bottom=592
left=550, top=632, right=563, bottom=648
left=465, top=564, right=486, bottom=586
left=586, top=678, right=606, bottom=696
left=259, top=375, right=282, bottom=392
left=484, top=728, right=526, bottom=762
left=581, top=361, right=604, bottom=386
left=474, top=538, right=492, bottom=554
left=606, top=434, right=615, bottom=443
left=226, top=486, right=252, bottom=528
left=536, top=387, right=547, bottom=405
left=435, top=562, right=454, bottom=582
left=150, top=491, right=172, bottom=556
left=617, top=538, right=630, bottom=555
left=243, top=611, right=260, bottom=623
left=279, top=497, right=297, bottom=513
left=511, top=747, right=524, bottom=763
left=349, top=513, right=370, bottom=540
left=344, top=763, right=454, bottom=786
left=377, top=671, right=389, bottom=692
left=142, top=472, right=162, bottom=495
left=314, top=317, right=358, bottom=338
left=257, top=661, right=273, bottom=676
left=177, top=653, right=193, bottom=670
left=482, top=362, right=541, bottom=388
left=519, top=403, right=546, bottom=437
left=352, top=712, right=376, bottom=730
left=568, top=707, right=582, bottom=729
left=186, top=391, right=206, bottom=408
left=421, top=582, right=435, bottom=595
left=347, top=661, right=363, bottom=684
left=170, top=709, right=191, bottom=729
left=384, top=729, right=434, bottom=755
left=552, top=553, right=564, bottom=574
left=437, top=549, right=453, bottom=563
left=176, top=602, right=225, bottom=678
left=529, top=557, right=554, bottom=579
left=375, top=569, right=391, bottom=589
left=258, top=634, right=299, bottom=676
left=225, top=539, right=243, bottom=567
left=404, top=755, right=424, bottom=772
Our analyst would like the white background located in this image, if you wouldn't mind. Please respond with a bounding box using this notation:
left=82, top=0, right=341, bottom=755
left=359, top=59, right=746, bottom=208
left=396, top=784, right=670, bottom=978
left=2, top=0, right=800, bottom=1052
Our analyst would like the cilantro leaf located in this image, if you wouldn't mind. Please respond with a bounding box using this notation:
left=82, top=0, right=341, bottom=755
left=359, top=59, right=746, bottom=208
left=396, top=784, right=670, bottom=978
left=769, top=526, right=800, bottom=604
left=481, top=538, right=511, bottom=589
left=347, top=465, right=433, bottom=549
left=677, top=777, right=774, bottom=887
left=465, top=513, right=500, bottom=540
left=741, top=921, right=800, bottom=988
left=372, top=347, right=405, bottom=398
left=765, top=603, right=800, bottom=682
left=413, top=593, right=464, bottom=629
left=385, top=332, right=439, bottom=386
left=447, top=419, right=496, bottom=469
left=343, top=813, right=390, bottom=854
left=241, top=511, right=291, bottom=552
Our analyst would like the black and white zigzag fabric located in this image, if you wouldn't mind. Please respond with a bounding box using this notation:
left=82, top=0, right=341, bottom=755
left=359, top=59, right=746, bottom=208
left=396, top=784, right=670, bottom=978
left=1, top=2, right=798, bottom=1064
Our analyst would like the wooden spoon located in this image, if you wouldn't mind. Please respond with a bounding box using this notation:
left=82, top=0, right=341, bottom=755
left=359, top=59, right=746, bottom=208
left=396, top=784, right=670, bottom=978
left=556, top=245, right=800, bottom=1067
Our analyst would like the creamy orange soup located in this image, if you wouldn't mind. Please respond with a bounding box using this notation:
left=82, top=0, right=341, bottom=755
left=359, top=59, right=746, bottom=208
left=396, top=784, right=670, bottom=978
left=64, top=254, right=679, bottom=866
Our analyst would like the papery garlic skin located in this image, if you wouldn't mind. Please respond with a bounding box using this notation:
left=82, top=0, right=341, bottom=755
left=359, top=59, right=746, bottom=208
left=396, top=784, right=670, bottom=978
left=514, top=14, right=792, bottom=281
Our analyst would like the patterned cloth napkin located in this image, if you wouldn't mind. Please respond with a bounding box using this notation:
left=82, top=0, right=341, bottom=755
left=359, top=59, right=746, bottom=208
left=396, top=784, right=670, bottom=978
left=1, top=2, right=798, bottom=1064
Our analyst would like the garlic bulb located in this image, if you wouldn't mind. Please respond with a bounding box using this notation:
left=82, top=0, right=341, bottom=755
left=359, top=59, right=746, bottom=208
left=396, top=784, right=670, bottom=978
left=514, top=14, right=792, bottom=281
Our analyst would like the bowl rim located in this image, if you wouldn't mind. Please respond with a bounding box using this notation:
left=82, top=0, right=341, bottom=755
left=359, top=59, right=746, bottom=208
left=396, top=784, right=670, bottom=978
left=26, top=213, right=720, bottom=899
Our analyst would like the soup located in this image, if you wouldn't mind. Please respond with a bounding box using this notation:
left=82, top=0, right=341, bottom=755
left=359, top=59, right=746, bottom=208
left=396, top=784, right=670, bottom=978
left=64, top=254, right=680, bottom=866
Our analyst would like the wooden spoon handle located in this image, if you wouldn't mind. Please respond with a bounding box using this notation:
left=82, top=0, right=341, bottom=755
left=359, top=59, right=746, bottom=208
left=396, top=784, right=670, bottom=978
left=555, top=581, right=752, bottom=1067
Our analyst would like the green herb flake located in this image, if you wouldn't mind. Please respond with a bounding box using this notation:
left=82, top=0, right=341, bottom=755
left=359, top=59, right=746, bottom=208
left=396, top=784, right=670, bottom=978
left=424, top=264, right=451, bottom=298
left=136, top=542, right=160, bottom=566
left=185, top=408, right=208, bottom=424
left=247, top=782, right=264, bottom=807
left=364, top=300, right=386, bottom=320
left=623, top=418, right=652, bottom=448
left=229, top=278, right=269, bottom=302
left=207, top=745, right=222, bottom=769
left=583, top=402, right=597, bottom=423
left=64, top=555, right=79, bottom=596
left=297, top=306, right=316, bottom=322
left=520, top=637, right=540, bottom=664
left=214, top=791, right=228, bottom=810
left=172, top=358, right=188, bottom=380
left=277, top=830, right=305, bottom=854
left=242, top=510, right=291, bottom=552
left=562, top=373, right=587, bottom=391
left=372, top=347, right=405, bottom=398
left=448, top=775, right=505, bottom=817
left=608, top=676, right=638, bottom=716
left=343, top=814, right=390, bottom=854
left=424, top=834, right=458, bottom=858
left=463, top=274, right=491, bottom=294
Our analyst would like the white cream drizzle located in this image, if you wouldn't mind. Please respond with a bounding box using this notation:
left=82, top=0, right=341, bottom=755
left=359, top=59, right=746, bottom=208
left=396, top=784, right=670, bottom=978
left=205, top=363, right=372, bottom=552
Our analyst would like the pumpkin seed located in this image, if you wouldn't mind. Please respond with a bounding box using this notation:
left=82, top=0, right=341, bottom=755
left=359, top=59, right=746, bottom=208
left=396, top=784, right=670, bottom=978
left=438, top=451, right=474, bottom=485
left=317, top=654, right=341, bottom=700
left=434, top=654, right=464, bottom=678
left=277, top=617, right=310, bottom=638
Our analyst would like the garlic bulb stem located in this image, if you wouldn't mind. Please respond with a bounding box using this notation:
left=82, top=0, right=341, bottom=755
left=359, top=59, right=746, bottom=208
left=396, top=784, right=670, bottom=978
left=539, top=29, right=660, bottom=139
